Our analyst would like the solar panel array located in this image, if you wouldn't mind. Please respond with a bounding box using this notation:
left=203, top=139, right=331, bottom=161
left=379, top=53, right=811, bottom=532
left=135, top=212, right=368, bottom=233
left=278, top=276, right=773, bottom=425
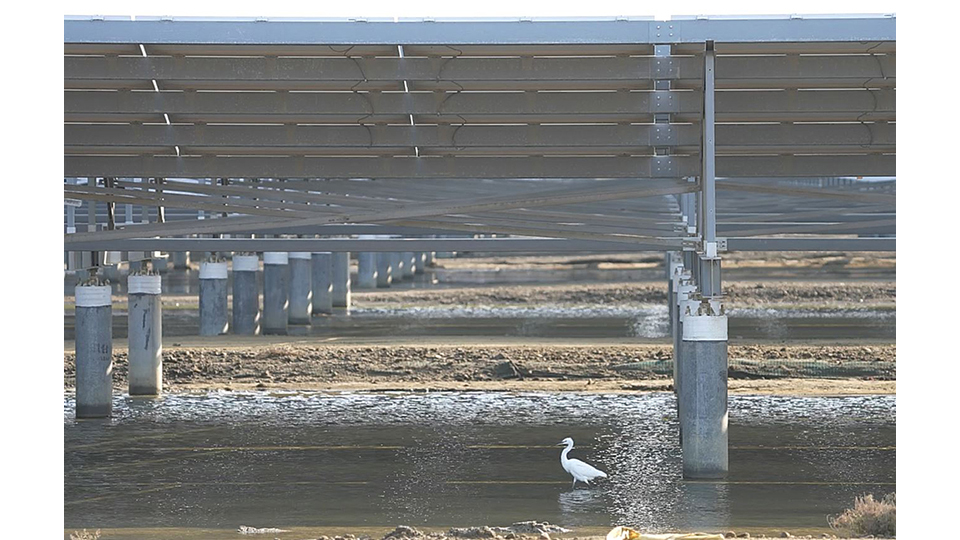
left=63, top=16, right=895, bottom=253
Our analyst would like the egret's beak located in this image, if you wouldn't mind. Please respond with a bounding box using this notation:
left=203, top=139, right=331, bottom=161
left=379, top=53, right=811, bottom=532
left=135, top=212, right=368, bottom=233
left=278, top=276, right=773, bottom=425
left=556, top=441, right=566, bottom=446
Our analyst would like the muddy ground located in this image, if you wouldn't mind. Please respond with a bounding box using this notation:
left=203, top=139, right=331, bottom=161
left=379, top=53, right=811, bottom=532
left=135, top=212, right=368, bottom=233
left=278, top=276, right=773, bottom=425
left=64, top=251, right=896, bottom=396
left=62, top=341, right=895, bottom=395
left=354, top=281, right=895, bottom=309
left=63, top=280, right=896, bottom=312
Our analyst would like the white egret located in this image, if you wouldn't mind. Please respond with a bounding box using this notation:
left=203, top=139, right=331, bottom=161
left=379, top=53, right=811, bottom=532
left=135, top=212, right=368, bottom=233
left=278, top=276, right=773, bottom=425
left=558, top=437, right=607, bottom=489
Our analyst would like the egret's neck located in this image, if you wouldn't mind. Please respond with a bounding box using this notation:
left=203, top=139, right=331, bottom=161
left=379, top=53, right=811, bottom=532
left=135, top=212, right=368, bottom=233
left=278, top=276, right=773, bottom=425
left=560, top=443, right=574, bottom=463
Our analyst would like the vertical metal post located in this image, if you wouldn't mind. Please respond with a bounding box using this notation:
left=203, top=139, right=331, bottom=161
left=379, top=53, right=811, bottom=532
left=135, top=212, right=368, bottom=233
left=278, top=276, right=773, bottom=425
left=698, top=42, right=722, bottom=296
left=105, top=177, right=116, bottom=231
left=677, top=41, right=729, bottom=480
left=66, top=178, right=78, bottom=271
left=155, top=177, right=166, bottom=224
left=86, top=178, right=99, bottom=272
left=701, top=41, right=717, bottom=246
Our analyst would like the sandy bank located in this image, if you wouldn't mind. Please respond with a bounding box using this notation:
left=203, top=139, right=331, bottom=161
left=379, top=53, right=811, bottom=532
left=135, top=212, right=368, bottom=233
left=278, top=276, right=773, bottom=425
left=63, top=342, right=895, bottom=396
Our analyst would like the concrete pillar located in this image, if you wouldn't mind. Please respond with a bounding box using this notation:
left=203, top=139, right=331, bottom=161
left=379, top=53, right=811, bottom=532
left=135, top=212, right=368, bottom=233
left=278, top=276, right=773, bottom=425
left=199, top=261, right=229, bottom=336
left=171, top=251, right=190, bottom=270
left=332, top=252, right=351, bottom=308
left=262, top=252, right=289, bottom=335
left=357, top=252, right=378, bottom=289
left=376, top=252, right=393, bottom=288
left=425, top=251, right=436, bottom=267
left=673, top=270, right=694, bottom=389
left=679, top=302, right=729, bottom=479
left=288, top=252, right=313, bottom=325
left=75, top=284, right=113, bottom=418
left=391, top=252, right=404, bottom=281
left=127, top=273, right=162, bottom=395
left=311, top=252, right=333, bottom=315
left=675, top=274, right=697, bottom=432
left=414, top=252, right=427, bottom=274
left=232, top=254, right=260, bottom=335
left=402, top=252, right=417, bottom=278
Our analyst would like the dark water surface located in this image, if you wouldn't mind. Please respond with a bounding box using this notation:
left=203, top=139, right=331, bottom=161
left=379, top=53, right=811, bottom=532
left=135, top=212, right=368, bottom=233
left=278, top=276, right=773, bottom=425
left=64, top=392, right=894, bottom=539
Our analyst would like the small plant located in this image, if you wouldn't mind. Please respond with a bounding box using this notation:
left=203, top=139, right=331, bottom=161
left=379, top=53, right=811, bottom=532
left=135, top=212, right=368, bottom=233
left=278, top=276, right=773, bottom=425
left=69, top=530, right=101, bottom=540
left=828, top=493, right=896, bottom=537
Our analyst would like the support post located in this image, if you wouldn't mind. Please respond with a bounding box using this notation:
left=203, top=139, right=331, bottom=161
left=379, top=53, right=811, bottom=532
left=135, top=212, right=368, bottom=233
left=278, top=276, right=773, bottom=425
left=288, top=252, right=313, bottom=324
left=376, top=251, right=393, bottom=288
left=75, top=284, right=113, bottom=418
left=262, top=252, right=289, bottom=335
left=674, top=272, right=696, bottom=401
left=232, top=254, right=260, bottom=335
left=332, top=252, right=351, bottom=308
left=402, top=252, right=416, bottom=279
left=679, top=300, right=729, bottom=479
left=677, top=40, right=728, bottom=479
left=199, top=260, right=229, bottom=336
left=414, top=252, right=427, bottom=274
left=357, top=252, right=378, bottom=289
left=171, top=250, right=191, bottom=270
left=391, top=252, right=404, bottom=281
left=127, top=272, right=162, bottom=395
left=311, top=252, right=334, bottom=315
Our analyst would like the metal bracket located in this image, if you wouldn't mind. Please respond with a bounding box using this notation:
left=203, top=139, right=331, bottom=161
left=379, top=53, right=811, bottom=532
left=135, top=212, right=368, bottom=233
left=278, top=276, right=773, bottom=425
left=652, top=155, right=678, bottom=177
left=698, top=255, right=722, bottom=298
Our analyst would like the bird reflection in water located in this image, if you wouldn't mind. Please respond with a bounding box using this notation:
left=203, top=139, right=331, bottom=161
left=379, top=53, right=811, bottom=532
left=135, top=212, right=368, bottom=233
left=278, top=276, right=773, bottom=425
left=558, top=488, right=605, bottom=527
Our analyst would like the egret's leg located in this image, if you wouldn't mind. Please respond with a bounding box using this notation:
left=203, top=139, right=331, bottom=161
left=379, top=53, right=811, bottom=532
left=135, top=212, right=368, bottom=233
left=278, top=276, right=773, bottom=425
left=571, top=478, right=576, bottom=489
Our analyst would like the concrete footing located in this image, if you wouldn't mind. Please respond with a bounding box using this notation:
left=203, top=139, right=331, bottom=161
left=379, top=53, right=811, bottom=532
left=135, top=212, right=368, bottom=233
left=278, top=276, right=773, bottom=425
left=332, top=252, right=351, bottom=307
left=262, top=252, right=289, bottom=335
left=679, top=309, right=729, bottom=479
left=75, top=284, right=113, bottom=418
left=232, top=255, right=260, bottom=335
left=199, top=261, right=229, bottom=336
left=312, top=252, right=333, bottom=315
left=357, top=252, right=378, bottom=289
left=376, top=252, right=393, bottom=288
left=127, top=274, right=162, bottom=395
left=288, top=253, right=313, bottom=324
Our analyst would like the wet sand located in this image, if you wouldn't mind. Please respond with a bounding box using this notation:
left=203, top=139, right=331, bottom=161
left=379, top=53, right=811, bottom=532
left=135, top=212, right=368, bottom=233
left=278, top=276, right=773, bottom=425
left=62, top=340, right=895, bottom=395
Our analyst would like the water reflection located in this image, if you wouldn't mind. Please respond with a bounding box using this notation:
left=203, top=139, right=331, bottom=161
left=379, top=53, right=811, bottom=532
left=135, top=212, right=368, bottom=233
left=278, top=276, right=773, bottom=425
left=65, top=392, right=894, bottom=537
left=558, top=489, right=603, bottom=526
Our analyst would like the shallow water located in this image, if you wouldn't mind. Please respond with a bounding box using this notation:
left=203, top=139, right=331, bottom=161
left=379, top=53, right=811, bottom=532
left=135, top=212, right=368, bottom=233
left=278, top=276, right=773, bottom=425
left=64, top=392, right=894, bottom=538
left=64, top=304, right=896, bottom=342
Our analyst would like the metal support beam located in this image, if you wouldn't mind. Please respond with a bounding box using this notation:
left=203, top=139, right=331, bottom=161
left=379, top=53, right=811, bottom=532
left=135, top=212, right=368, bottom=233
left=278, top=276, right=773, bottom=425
left=64, top=17, right=896, bottom=47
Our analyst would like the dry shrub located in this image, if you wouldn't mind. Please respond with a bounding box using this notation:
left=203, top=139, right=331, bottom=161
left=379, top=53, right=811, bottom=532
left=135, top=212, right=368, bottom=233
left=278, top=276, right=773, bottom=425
left=69, top=530, right=101, bottom=540
left=829, top=493, right=896, bottom=537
